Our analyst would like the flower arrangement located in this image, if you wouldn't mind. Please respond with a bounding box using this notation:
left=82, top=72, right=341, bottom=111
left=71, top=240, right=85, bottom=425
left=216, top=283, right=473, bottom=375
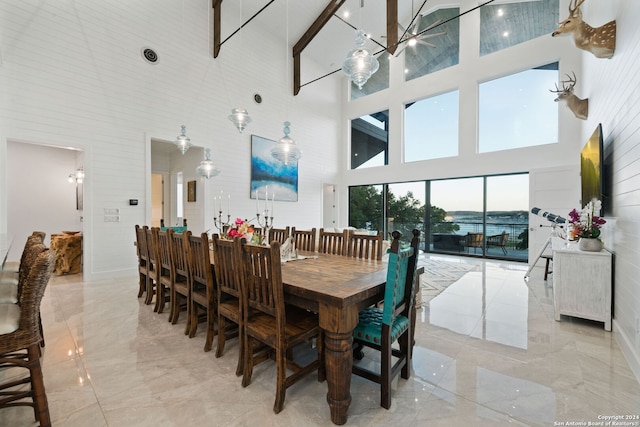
left=226, top=218, right=260, bottom=244
left=568, top=198, right=606, bottom=239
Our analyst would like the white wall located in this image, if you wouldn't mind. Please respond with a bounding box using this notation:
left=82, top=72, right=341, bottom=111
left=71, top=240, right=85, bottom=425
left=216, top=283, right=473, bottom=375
left=0, top=0, right=341, bottom=280
left=580, top=0, right=640, bottom=380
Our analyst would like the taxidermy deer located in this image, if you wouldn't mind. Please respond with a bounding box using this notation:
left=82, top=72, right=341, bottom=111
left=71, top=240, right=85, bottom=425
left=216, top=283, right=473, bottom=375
left=550, top=72, right=589, bottom=120
left=552, top=0, right=616, bottom=59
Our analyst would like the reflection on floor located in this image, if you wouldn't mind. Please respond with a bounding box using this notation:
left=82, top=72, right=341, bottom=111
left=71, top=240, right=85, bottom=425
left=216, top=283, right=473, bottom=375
left=1, top=255, right=639, bottom=426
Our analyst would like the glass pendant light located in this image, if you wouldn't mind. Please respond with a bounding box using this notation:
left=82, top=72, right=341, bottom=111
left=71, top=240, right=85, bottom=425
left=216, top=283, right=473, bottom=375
left=271, top=121, right=301, bottom=165
left=342, top=29, right=379, bottom=89
left=175, top=125, right=192, bottom=154
left=196, top=148, right=221, bottom=179
left=228, top=108, right=252, bottom=133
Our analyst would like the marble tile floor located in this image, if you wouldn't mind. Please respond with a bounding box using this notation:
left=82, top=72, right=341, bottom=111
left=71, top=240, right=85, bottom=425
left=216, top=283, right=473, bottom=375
left=1, top=255, right=639, bottom=426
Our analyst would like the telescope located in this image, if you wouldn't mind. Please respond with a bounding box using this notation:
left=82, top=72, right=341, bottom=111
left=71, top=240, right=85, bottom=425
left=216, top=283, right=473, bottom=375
left=531, top=207, right=567, bottom=224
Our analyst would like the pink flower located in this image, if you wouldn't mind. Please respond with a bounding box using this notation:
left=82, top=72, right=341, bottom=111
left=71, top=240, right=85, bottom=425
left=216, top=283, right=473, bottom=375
left=235, top=217, right=244, bottom=225
left=227, top=228, right=239, bottom=238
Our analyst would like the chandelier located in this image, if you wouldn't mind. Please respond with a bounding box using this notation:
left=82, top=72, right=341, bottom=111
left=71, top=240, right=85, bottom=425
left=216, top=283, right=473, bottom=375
left=271, top=121, right=301, bottom=165
left=195, top=148, right=221, bottom=179
left=174, top=125, right=192, bottom=154
left=342, top=29, right=379, bottom=89
left=228, top=108, right=252, bottom=133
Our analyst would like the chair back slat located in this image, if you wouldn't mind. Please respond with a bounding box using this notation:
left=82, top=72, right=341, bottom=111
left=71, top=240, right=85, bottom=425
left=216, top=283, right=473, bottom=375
left=157, top=228, right=174, bottom=272
left=318, top=228, right=348, bottom=256
left=291, top=227, right=316, bottom=252
left=188, top=233, right=214, bottom=290
left=268, top=227, right=290, bottom=245
left=236, top=240, right=281, bottom=319
left=347, top=231, right=383, bottom=260
left=212, top=235, right=240, bottom=299
left=171, top=230, right=191, bottom=281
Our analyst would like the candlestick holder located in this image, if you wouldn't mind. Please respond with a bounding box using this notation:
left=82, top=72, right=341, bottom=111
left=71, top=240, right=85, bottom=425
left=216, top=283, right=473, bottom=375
left=213, top=210, right=232, bottom=235
left=256, top=211, right=274, bottom=245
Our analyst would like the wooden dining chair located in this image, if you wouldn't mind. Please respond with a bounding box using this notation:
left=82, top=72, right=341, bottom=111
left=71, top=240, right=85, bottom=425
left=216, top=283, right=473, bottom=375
left=169, top=230, right=191, bottom=334
left=291, top=227, right=316, bottom=252
left=144, top=227, right=159, bottom=306
left=352, top=229, right=420, bottom=409
left=211, top=235, right=243, bottom=376
left=0, top=249, right=56, bottom=427
left=186, top=232, right=217, bottom=352
left=268, top=226, right=290, bottom=245
left=236, top=239, right=324, bottom=414
left=155, top=228, right=174, bottom=314
left=134, top=225, right=149, bottom=300
left=318, top=228, right=349, bottom=256
left=347, top=230, right=383, bottom=260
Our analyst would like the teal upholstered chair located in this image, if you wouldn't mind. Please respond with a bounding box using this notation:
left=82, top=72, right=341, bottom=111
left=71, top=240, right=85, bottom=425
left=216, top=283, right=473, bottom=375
left=352, top=229, right=420, bottom=409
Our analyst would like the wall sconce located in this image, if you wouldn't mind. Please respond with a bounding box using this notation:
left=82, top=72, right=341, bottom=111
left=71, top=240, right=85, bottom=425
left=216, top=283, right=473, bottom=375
left=68, top=168, right=84, bottom=184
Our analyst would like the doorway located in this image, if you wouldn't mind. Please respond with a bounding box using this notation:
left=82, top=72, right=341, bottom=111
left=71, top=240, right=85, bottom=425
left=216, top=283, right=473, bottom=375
left=151, top=173, right=165, bottom=227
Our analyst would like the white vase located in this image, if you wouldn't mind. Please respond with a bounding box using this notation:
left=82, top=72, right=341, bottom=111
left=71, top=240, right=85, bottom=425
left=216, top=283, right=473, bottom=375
left=578, top=237, right=603, bottom=252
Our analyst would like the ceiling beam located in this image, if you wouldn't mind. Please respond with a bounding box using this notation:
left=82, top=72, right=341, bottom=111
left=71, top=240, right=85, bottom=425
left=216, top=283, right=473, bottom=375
left=212, top=0, right=222, bottom=58
left=293, top=0, right=346, bottom=96
left=386, top=0, right=398, bottom=55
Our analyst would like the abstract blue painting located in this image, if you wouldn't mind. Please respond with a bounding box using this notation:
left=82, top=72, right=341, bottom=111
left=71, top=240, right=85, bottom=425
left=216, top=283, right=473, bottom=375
left=250, top=135, right=298, bottom=202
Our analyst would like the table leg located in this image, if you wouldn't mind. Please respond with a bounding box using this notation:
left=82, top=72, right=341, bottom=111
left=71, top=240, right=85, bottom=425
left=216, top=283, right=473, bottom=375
left=324, top=330, right=353, bottom=425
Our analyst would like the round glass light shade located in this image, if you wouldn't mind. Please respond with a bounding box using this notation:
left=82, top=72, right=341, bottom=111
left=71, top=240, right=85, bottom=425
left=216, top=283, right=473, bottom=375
left=175, top=124, right=192, bottom=154
left=196, top=148, right=221, bottom=179
left=271, top=121, right=302, bottom=165
left=341, top=29, right=379, bottom=90
left=228, top=108, right=251, bottom=133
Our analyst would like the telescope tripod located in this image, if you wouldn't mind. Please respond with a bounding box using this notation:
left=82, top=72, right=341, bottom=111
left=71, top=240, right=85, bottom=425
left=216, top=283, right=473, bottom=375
left=524, top=223, right=566, bottom=280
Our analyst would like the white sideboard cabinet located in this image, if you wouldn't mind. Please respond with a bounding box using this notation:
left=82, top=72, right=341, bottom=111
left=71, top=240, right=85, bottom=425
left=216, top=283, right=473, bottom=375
left=552, top=239, right=612, bottom=331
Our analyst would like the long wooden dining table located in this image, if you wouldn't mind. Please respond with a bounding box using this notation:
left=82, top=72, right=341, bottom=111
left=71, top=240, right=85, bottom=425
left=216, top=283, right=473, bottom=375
left=280, top=252, right=389, bottom=425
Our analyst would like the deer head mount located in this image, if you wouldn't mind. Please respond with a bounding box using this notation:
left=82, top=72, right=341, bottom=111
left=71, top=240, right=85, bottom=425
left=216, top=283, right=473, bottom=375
left=550, top=72, right=589, bottom=120
left=552, top=0, right=616, bottom=59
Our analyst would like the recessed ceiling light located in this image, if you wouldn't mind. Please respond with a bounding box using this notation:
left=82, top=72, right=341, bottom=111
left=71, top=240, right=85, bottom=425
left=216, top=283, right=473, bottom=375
left=503, top=31, right=509, bottom=37
left=497, top=9, right=504, bottom=17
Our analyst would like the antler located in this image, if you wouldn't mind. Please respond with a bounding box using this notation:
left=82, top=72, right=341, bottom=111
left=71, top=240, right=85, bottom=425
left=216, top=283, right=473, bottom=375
left=569, top=0, right=585, bottom=18
left=549, top=72, right=578, bottom=94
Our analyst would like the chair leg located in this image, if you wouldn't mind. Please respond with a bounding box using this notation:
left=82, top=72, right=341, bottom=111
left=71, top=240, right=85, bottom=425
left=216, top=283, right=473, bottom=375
left=138, top=272, right=146, bottom=298
left=215, top=316, right=226, bottom=358
left=235, top=324, right=244, bottom=377
left=188, top=302, right=198, bottom=338
left=145, top=275, right=154, bottom=305
left=273, top=346, right=287, bottom=414
left=204, top=307, right=216, bottom=352
left=381, top=339, right=392, bottom=409
left=28, top=345, right=51, bottom=427
left=154, top=283, right=163, bottom=313
left=242, top=335, right=254, bottom=388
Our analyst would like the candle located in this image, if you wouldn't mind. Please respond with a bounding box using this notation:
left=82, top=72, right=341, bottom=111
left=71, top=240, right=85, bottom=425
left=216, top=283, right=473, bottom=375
left=219, top=190, right=223, bottom=212
left=227, top=194, right=230, bottom=215
left=271, top=193, right=275, bottom=217
left=255, top=190, right=259, bottom=214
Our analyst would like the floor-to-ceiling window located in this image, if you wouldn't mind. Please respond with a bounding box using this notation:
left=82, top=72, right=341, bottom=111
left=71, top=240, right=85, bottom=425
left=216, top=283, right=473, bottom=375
left=348, top=173, right=529, bottom=261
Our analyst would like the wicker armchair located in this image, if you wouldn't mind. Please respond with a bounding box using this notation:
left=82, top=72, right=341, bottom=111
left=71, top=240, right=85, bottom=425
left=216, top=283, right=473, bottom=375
left=486, top=232, right=509, bottom=255
left=0, top=249, right=56, bottom=427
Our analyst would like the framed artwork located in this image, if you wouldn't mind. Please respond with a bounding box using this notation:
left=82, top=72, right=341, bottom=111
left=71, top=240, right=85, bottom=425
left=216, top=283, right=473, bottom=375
left=251, top=135, right=298, bottom=202
left=187, top=180, right=196, bottom=202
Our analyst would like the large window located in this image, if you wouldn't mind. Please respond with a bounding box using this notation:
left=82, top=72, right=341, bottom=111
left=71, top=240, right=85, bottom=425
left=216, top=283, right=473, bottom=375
left=478, top=63, right=559, bottom=153
left=351, top=110, right=389, bottom=169
left=480, top=0, right=560, bottom=56
left=404, top=90, right=459, bottom=162
left=405, top=7, right=459, bottom=81
left=348, top=174, right=529, bottom=261
left=349, top=185, right=383, bottom=231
